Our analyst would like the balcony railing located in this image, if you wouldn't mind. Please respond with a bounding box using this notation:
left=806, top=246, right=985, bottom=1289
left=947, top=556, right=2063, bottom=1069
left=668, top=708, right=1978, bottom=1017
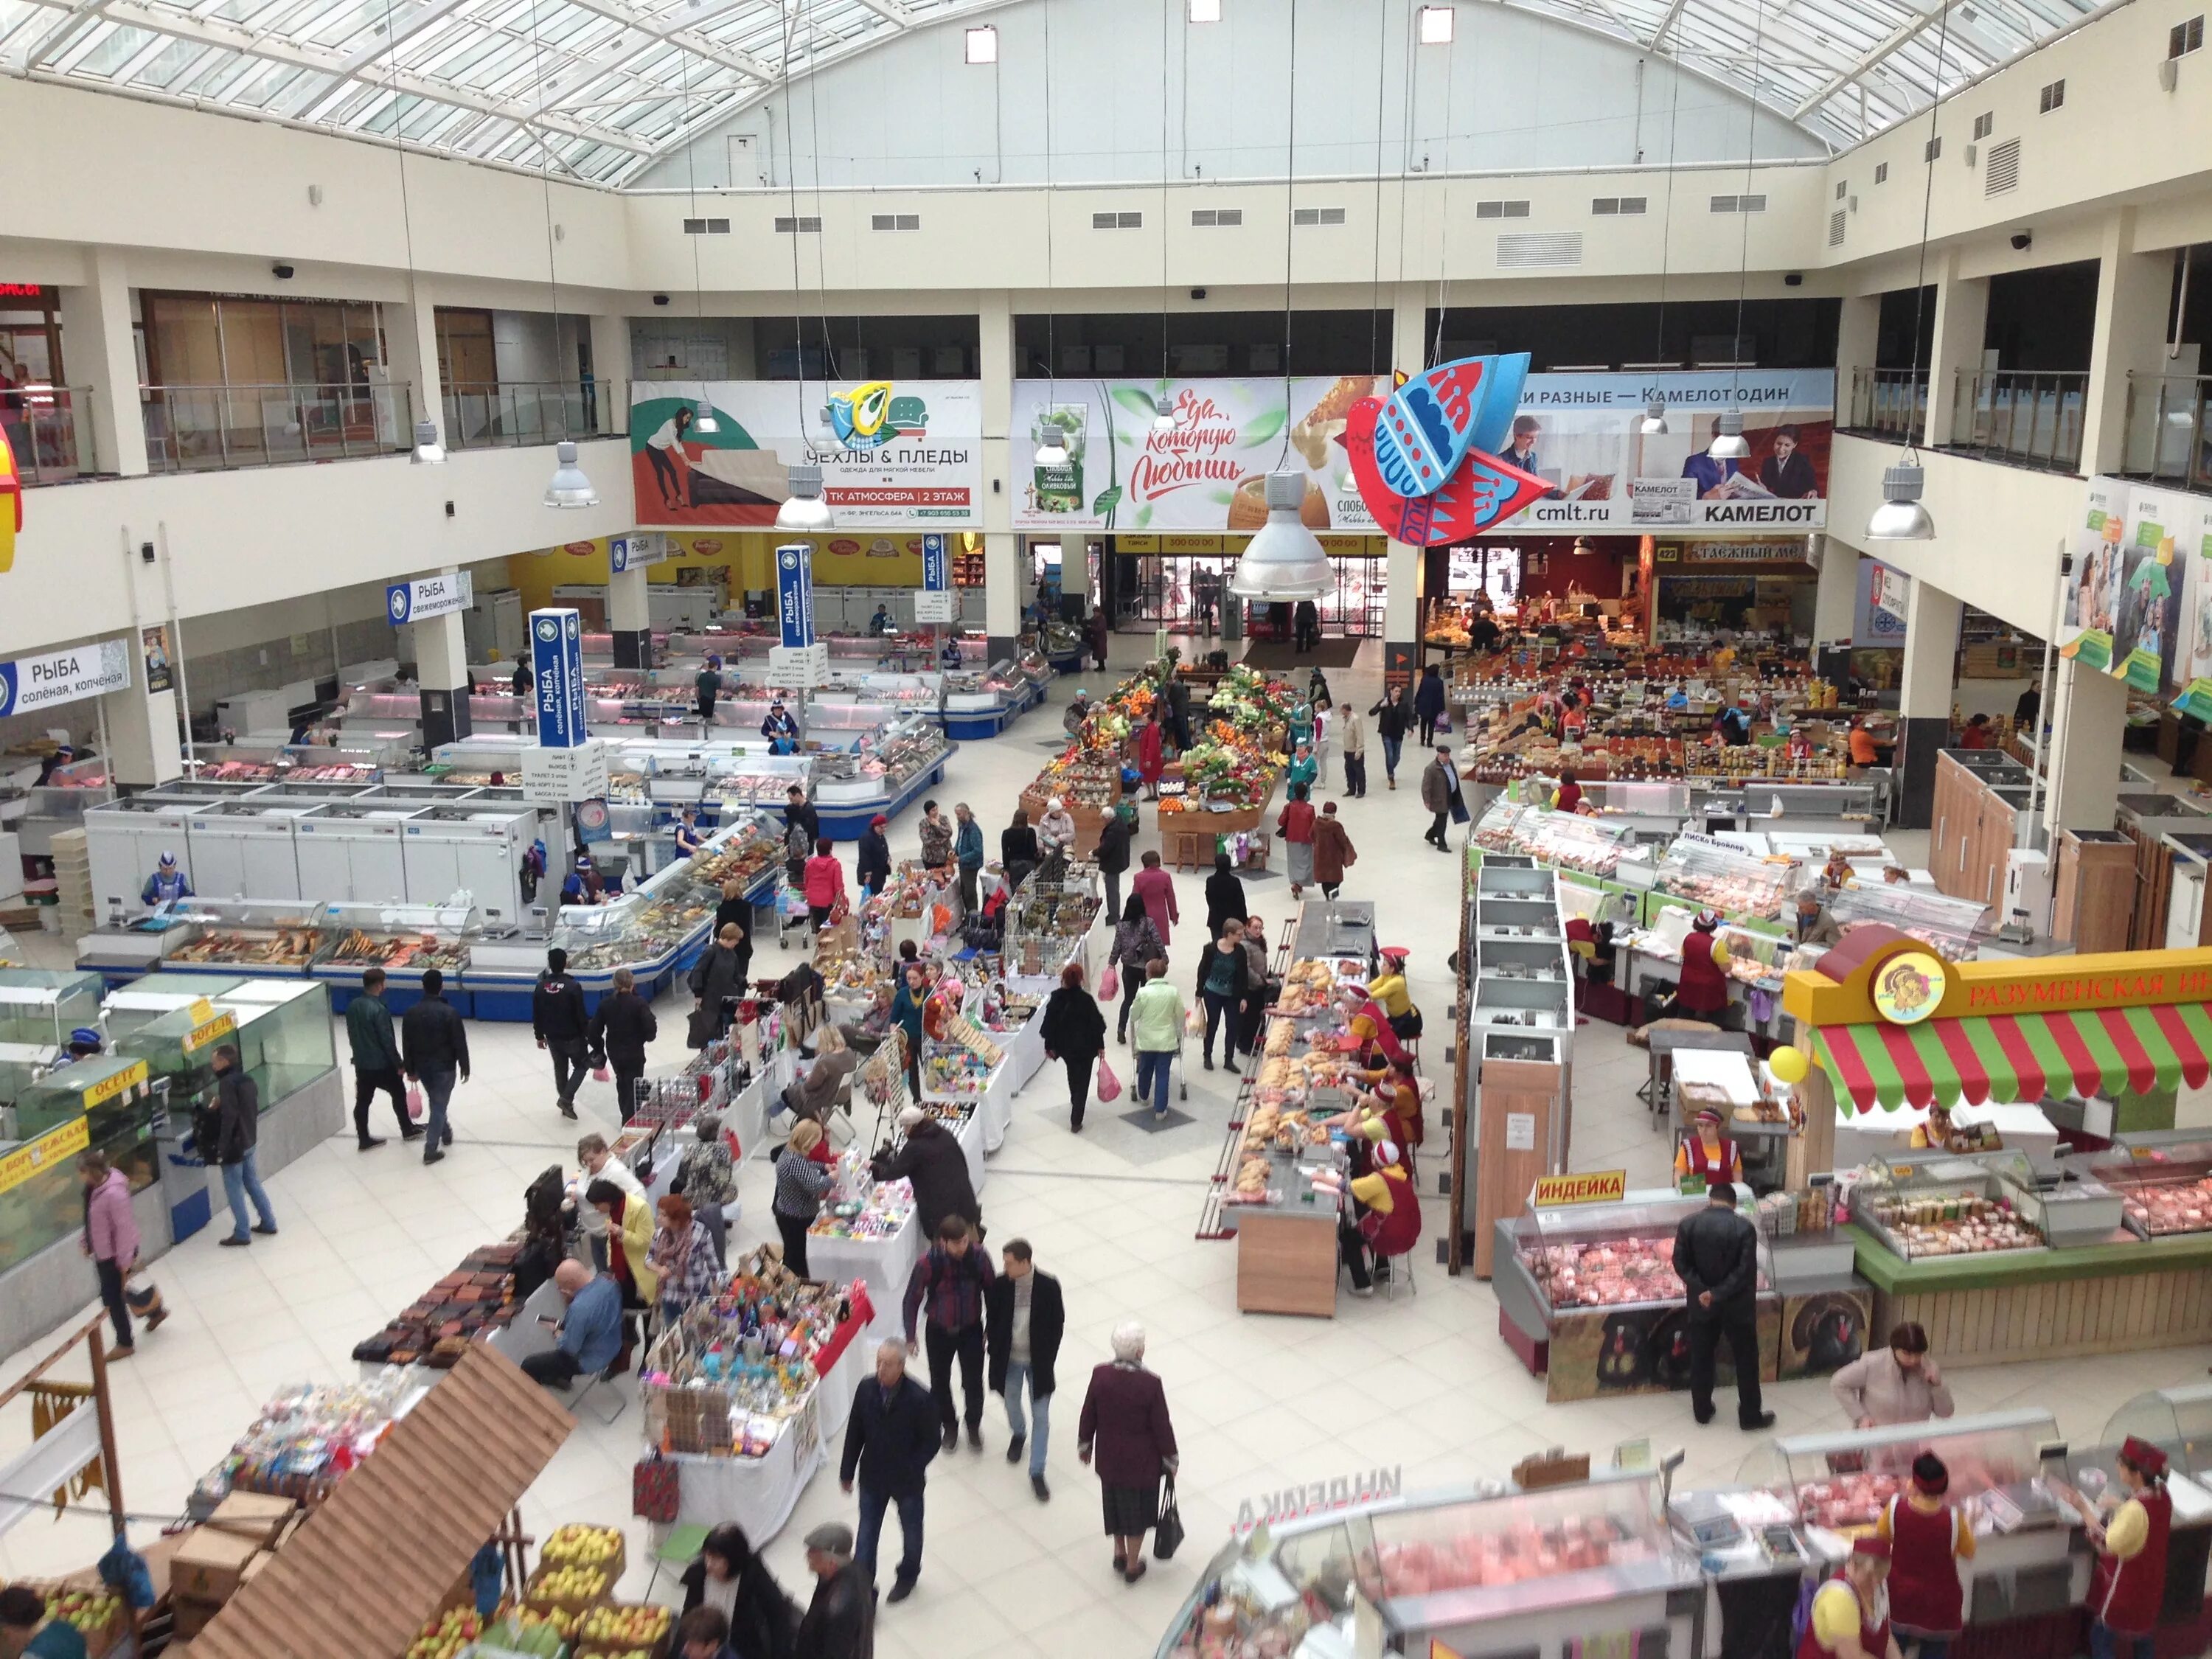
left=1948, top=369, right=2087, bottom=473
left=142, top=382, right=413, bottom=473
left=1, top=385, right=99, bottom=484
left=1844, top=366, right=1927, bottom=443
left=442, top=381, right=604, bottom=451
left=2120, top=372, right=2212, bottom=495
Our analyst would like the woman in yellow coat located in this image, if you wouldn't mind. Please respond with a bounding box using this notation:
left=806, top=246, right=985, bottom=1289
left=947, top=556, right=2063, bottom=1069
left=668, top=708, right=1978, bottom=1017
left=588, top=1178, right=658, bottom=1367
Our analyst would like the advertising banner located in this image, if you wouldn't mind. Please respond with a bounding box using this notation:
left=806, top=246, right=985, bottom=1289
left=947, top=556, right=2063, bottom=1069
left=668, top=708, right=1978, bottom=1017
left=0, top=637, right=131, bottom=718
left=385, top=570, right=473, bottom=625
left=631, top=382, right=983, bottom=529
left=2059, top=476, right=2133, bottom=675
left=776, top=543, right=816, bottom=649
left=2174, top=500, right=2212, bottom=686
left=141, top=626, right=173, bottom=694
left=1010, top=369, right=1833, bottom=535
left=914, top=533, right=957, bottom=623
left=2111, top=487, right=2192, bottom=692
left=529, top=607, right=587, bottom=749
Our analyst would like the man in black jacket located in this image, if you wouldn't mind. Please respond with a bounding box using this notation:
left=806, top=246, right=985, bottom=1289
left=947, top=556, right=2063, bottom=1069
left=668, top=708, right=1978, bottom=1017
left=796, top=1523, right=874, bottom=1659
left=1094, top=809, right=1131, bottom=925
left=400, top=968, right=470, bottom=1165
left=344, top=967, right=418, bottom=1150
left=532, top=947, right=591, bottom=1121
left=1671, top=1181, right=1773, bottom=1430
left=588, top=966, right=658, bottom=1122
left=839, top=1339, right=939, bottom=1604
left=871, top=1107, right=981, bottom=1242
left=984, top=1238, right=1064, bottom=1502
left=211, top=1044, right=277, bottom=1246
left=785, top=786, right=820, bottom=889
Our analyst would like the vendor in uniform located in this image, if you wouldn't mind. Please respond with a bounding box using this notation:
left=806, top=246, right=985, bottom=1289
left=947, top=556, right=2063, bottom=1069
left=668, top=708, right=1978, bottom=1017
left=1822, top=846, right=1855, bottom=890
left=1801, top=1537, right=1902, bottom=1659
left=761, top=697, right=800, bottom=744
left=1347, top=1138, right=1421, bottom=1292
left=2065, top=1438, right=2172, bottom=1659
left=673, top=805, right=706, bottom=860
left=1675, top=1106, right=1743, bottom=1189
left=1878, top=1453, right=1972, bottom=1659
left=1911, top=1103, right=1970, bottom=1152
left=1670, top=910, right=1733, bottom=1025
left=562, top=854, right=607, bottom=907
left=1367, top=947, right=1420, bottom=1040
left=141, top=850, right=192, bottom=910
left=1554, top=773, right=1584, bottom=814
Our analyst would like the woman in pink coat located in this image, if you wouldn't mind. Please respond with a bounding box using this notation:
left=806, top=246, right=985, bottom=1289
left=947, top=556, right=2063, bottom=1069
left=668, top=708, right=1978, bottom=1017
left=1132, top=849, right=1179, bottom=949
left=801, top=837, right=846, bottom=931
left=1135, top=712, right=1166, bottom=800
left=80, top=1150, right=151, bottom=1355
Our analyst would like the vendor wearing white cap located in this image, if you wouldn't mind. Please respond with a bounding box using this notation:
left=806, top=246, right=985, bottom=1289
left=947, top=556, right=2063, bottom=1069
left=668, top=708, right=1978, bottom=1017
left=1346, top=1138, right=1421, bottom=1293
left=1675, top=1106, right=1743, bottom=1191
left=141, top=850, right=192, bottom=910
left=1037, top=796, right=1077, bottom=860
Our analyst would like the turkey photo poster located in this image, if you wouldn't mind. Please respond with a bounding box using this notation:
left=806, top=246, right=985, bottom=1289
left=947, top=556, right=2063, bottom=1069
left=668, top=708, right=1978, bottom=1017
left=2112, top=485, right=2191, bottom=692
left=2059, top=476, right=2131, bottom=675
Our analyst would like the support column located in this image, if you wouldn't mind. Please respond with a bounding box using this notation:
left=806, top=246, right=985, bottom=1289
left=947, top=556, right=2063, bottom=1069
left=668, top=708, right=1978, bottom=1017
left=1922, top=250, right=1990, bottom=448
left=1834, top=293, right=1881, bottom=426
left=383, top=287, right=445, bottom=453
left=2081, top=209, right=2174, bottom=476
left=55, top=248, right=147, bottom=477
left=2044, top=657, right=2128, bottom=834
left=608, top=566, right=650, bottom=669
left=1893, top=577, right=1961, bottom=829
left=100, top=678, right=181, bottom=789
left=977, top=292, right=1023, bottom=658
left=589, top=313, right=630, bottom=437
left=1383, top=282, right=1431, bottom=689
left=1809, top=535, right=1859, bottom=683
left=411, top=570, right=473, bottom=750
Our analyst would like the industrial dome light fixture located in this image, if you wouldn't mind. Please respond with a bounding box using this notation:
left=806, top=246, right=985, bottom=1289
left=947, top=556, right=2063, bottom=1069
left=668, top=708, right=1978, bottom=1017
left=693, top=397, right=720, bottom=436
left=1640, top=398, right=1669, bottom=436
left=1571, top=536, right=1597, bottom=556
left=1229, top=473, right=1333, bottom=599
left=1035, top=430, right=1069, bottom=467
left=410, top=417, right=445, bottom=465
left=1707, top=409, right=1750, bottom=460
left=1866, top=459, right=1935, bottom=542
left=775, top=462, right=833, bottom=531
left=544, top=441, right=599, bottom=509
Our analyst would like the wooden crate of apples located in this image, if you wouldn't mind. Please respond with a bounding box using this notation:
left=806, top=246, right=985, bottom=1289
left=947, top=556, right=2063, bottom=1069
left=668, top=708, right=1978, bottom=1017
left=574, top=1600, right=672, bottom=1659
left=39, top=1587, right=126, bottom=1658
left=539, top=1523, right=626, bottom=1587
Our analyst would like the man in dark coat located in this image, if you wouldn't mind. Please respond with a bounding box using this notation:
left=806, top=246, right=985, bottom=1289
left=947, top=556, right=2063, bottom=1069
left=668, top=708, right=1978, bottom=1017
left=531, top=947, right=591, bottom=1121
left=588, top=965, right=658, bottom=1122
left=400, top=967, right=470, bottom=1164
left=984, top=1239, right=1065, bottom=1501
left=796, top=1523, right=874, bottom=1659
left=344, top=966, right=418, bottom=1150
left=1093, top=808, right=1132, bottom=924
left=870, top=1109, right=982, bottom=1240
left=1671, top=1181, right=1773, bottom=1430
left=838, top=1340, right=940, bottom=1603
left=211, top=1043, right=277, bottom=1246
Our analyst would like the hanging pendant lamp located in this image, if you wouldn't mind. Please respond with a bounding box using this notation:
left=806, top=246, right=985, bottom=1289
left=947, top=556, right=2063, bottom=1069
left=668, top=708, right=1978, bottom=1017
left=1639, top=399, right=1669, bottom=436
left=545, top=441, right=598, bottom=508
left=1035, top=431, right=1070, bottom=467
left=775, top=462, right=833, bottom=531
left=410, top=417, right=445, bottom=465
left=1228, top=473, right=1332, bottom=599
left=1866, top=457, right=1934, bottom=542
left=693, top=398, right=720, bottom=435
left=1708, top=409, right=1750, bottom=460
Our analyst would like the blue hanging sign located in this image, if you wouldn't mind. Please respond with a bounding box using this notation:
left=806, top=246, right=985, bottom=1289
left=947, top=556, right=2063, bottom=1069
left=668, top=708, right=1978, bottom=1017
left=776, top=543, right=815, bottom=649
left=921, top=534, right=948, bottom=592
left=530, top=606, right=587, bottom=748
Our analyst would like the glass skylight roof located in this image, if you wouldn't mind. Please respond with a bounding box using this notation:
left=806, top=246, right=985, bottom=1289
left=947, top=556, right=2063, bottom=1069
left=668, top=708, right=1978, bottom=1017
left=0, top=0, right=2104, bottom=188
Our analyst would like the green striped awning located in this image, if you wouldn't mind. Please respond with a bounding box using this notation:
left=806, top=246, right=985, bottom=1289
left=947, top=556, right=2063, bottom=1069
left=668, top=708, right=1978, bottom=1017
left=1812, top=1004, right=2212, bottom=1113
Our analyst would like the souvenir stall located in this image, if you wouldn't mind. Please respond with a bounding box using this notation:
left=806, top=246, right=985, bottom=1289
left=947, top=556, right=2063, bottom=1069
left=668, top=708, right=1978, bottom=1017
left=1786, top=931, right=2212, bottom=1366
left=804, top=1036, right=923, bottom=1340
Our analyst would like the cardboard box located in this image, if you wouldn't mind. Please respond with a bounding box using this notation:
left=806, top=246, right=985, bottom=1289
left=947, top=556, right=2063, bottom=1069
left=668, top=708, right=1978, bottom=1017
left=170, top=1527, right=263, bottom=1603
left=170, top=1593, right=226, bottom=1641
left=206, top=1490, right=297, bottom=1547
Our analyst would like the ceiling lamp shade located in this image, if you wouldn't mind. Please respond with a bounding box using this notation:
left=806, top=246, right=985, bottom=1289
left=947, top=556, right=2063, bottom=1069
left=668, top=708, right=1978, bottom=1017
left=693, top=399, right=720, bottom=435
left=1708, top=410, right=1751, bottom=459
left=544, top=441, right=598, bottom=508
left=1035, top=432, right=1069, bottom=467
left=1228, top=472, right=1333, bottom=600
left=1153, top=411, right=1178, bottom=434
left=410, top=417, right=445, bottom=465
left=1866, top=459, right=1935, bottom=541
left=1571, top=536, right=1597, bottom=556
left=775, top=462, right=833, bottom=531
left=1639, top=399, right=1669, bottom=436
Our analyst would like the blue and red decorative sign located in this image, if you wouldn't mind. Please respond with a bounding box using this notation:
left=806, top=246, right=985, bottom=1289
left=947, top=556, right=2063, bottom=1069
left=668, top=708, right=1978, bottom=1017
left=1343, top=354, right=1550, bottom=546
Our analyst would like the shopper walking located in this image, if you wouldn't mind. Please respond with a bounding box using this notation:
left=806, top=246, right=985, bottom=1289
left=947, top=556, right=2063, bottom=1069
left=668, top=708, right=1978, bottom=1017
left=210, top=1043, right=277, bottom=1246
left=1108, top=894, right=1166, bottom=1046
left=1420, top=745, right=1464, bottom=852
left=678, top=1523, right=799, bottom=1659
left=1040, top=961, right=1107, bottom=1131
left=713, top=877, right=755, bottom=967
left=1413, top=664, right=1447, bottom=746
left=400, top=968, right=469, bottom=1164
left=888, top=964, right=928, bottom=1102
left=856, top=814, right=892, bottom=902
left=1237, top=917, right=1273, bottom=1057
left=839, top=1340, right=940, bottom=1603
left=673, top=1111, right=739, bottom=1270
left=872, top=1103, right=982, bottom=1241
left=1832, top=1322, right=1955, bottom=1428
left=688, top=922, right=750, bottom=1049
left=773, top=1120, right=835, bottom=1276
left=80, top=1150, right=150, bottom=1356
left=1338, top=706, right=1368, bottom=797
left=1293, top=598, right=1321, bottom=653
left=588, top=967, right=658, bottom=1124
left=1129, top=961, right=1186, bottom=1121
left=796, top=1524, right=874, bottom=1659
left=1165, top=674, right=1194, bottom=752
left=1197, top=853, right=1247, bottom=945
left=1001, top=808, right=1039, bottom=892
left=1370, top=684, right=1411, bottom=789
left=1133, top=849, right=1179, bottom=950
left=345, top=967, right=417, bottom=1150
left=1198, top=922, right=1249, bottom=1074
left=1088, top=807, right=1130, bottom=924
left=1278, top=783, right=1318, bottom=897
left=1078, top=1321, right=1180, bottom=1584
left=952, top=804, right=984, bottom=914
left=784, top=785, right=819, bottom=890
left=802, top=838, right=847, bottom=932
left=1670, top=1181, right=1772, bottom=1430
left=987, top=1238, right=1064, bottom=1502
left=903, top=1215, right=994, bottom=1453
left=1136, top=710, right=1166, bottom=800
left=1312, top=802, right=1357, bottom=898
left=532, top=947, right=591, bottom=1121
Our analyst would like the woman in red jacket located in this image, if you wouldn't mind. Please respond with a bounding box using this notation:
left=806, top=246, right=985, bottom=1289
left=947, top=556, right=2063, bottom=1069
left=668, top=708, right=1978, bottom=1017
left=1672, top=910, right=1733, bottom=1023
left=1079, top=1321, right=1178, bottom=1584
left=802, top=837, right=846, bottom=931
left=1879, top=1453, right=1972, bottom=1659
left=2067, top=1437, right=2173, bottom=1659
left=1135, top=710, right=1166, bottom=800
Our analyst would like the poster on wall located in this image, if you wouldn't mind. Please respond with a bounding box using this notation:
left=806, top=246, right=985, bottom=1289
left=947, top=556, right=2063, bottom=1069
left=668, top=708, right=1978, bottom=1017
left=2111, top=487, right=2191, bottom=692
left=1009, top=369, right=1832, bottom=535
left=2174, top=499, right=2212, bottom=686
left=630, top=381, right=983, bottom=529
left=2058, top=476, right=2133, bottom=675
left=1851, top=559, right=1908, bottom=643
left=140, top=626, right=173, bottom=694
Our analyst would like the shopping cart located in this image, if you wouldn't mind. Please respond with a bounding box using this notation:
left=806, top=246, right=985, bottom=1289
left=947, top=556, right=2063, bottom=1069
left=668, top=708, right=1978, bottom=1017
left=775, top=883, right=813, bottom=951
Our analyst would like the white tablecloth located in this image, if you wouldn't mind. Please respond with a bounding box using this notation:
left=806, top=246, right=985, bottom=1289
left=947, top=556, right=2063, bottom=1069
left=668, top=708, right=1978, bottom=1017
left=806, top=1212, right=920, bottom=1346
left=1003, top=1006, right=1049, bottom=1093
left=664, top=1323, right=869, bottom=1539
left=978, top=1059, right=1015, bottom=1151
left=956, top=1107, right=986, bottom=1195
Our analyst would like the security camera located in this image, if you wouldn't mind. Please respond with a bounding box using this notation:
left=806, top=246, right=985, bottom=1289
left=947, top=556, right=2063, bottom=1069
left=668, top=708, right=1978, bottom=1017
left=653, top=293, right=672, bottom=306
left=1784, top=272, right=1804, bottom=287
left=139, top=541, right=156, bottom=565
left=2010, top=232, right=2033, bottom=251
left=1190, top=288, right=1207, bottom=301
left=271, top=262, right=295, bottom=279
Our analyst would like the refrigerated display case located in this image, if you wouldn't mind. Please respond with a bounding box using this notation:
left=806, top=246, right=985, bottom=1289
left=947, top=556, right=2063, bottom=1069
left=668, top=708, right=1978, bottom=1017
left=1739, top=1409, right=2065, bottom=1540
left=0, top=1055, right=164, bottom=1278
left=309, top=901, right=479, bottom=1011
left=1851, top=1151, right=2055, bottom=1259
left=2059, top=1138, right=2212, bottom=1239
left=807, top=715, right=950, bottom=835
left=156, top=899, right=328, bottom=976
left=1652, top=832, right=1796, bottom=920
left=0, top=969, right=105, bottom=1051
left=1823, top=883, right=1989, bottom=961
left=1471, top=799, right=1638, bottom=877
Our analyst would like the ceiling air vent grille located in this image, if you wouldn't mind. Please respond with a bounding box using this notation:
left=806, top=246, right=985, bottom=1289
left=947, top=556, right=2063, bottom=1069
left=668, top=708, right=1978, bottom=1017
left=1496, top=232, right=1582, bottom=268
left=1984, top=136, right=2022, bottom=195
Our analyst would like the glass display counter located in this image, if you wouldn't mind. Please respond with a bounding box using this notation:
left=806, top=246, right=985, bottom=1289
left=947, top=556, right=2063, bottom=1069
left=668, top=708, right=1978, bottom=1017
left=1737, top=1409, right=2064, bottom=1539
left=309, top=901, right=479, bottom=1010
left=158, top=898, right=327, bottom=975
left=2067, top=1138, right=2212, bottom=1238
left=0, top=969, right=105, bottom=1049
left=101, top=972, right=250, bottom=1040
left=1472, top=800, right=1638, bottom=877
left=807, top=716, right=950, bottom=832
left=1, top=1055, right=164, bottom=1278
left=1824, top=883, right=1989, bottom=961
left=2103, top=1385, right=2212, bottom=1480
left=1852, top=1152, right=2051, bottom=1259
left=1652, top=832, right=1795, bottom=920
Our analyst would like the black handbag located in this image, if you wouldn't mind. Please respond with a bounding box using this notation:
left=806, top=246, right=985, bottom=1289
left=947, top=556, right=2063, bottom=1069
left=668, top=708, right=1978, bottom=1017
left=1152, top=1474, right=1185, bottom=1560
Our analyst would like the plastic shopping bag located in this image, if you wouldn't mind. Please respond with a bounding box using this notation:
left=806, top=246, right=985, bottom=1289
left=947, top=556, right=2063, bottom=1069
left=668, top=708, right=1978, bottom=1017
left=1098, top=963, right=1119, bottom=1000
left=1096, top=1056, right=1122, bottom=1102
left=591, top=1065, right=612, bottom=1084
left=1185, top=1006, right=1204, bottom=1035
left=405, top=1082, right=425, bottom=1121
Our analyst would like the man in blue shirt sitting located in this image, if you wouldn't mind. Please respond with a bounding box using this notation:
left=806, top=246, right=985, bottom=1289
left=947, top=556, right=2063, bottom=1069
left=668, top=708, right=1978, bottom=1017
left=0, top=1584, right=88, bottom=1658
left=521, top=1259, right=623, bottom=1391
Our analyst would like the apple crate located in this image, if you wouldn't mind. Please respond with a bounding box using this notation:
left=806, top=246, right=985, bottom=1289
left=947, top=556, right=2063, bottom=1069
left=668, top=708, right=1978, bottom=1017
left=539, top=1525, right=627, bottom=1586
left=575, top=1619, right=671, bottom=1659
left=522, top=1561, right=613, bottom=1617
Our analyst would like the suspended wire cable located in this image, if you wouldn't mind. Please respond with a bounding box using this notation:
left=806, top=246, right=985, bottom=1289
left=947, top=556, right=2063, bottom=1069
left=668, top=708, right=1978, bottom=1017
left=778, top=1, right=810, bottom=442
left=1366, top=0, right=1388, bottom=376
left=1904, top=2, right=1957, bottom=432
left=1426, top=27, right=1457, bottom=372
left=1651, top=51, right=1682, bottom=365
left=1728, top=0, right=1767, bottom=372
left=803, top=0, right=839, bottom=383
left=1273, top=0, right=1300, bottom=468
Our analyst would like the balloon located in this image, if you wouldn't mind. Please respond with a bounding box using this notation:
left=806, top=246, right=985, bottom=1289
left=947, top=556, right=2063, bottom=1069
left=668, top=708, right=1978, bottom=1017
left=1767, top=1044, right=1811, bottom=1085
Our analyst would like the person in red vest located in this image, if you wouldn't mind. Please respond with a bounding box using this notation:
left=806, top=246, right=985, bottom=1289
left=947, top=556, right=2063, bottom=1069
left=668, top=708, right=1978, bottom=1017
left=1674, top=1107, right=1744, bottom=1191
left=1554, top=773, right=1584, bottom=813
left=1878, top=1453, right=1972, bottom=1659
left=1672, top=911, right=1733, bottom=1023
left=2065, top=1437, right=2173, bottom=1659
left=1349, top=1138, right=1421, bottom=1292
left=1800, top=1537, right=1901, bottom=1659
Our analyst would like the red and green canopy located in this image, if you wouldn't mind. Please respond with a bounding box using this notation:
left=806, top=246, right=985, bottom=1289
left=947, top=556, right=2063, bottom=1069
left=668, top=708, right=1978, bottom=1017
left=1812, top=1004, right=2212, bottom=1113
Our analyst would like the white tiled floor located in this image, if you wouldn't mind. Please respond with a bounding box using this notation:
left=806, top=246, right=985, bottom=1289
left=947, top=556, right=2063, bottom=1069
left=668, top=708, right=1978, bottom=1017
left=5, top=637, right=2212, bottom=1659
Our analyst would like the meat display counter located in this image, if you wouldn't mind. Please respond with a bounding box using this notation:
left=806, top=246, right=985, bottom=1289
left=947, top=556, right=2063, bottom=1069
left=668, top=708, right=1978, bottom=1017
left=807, top=714, right=950, bottom=838
left=942, top=659, right=1043, bottom=739
left=1155, top=1474, right=1703, bottom=1659
left=1471, top=799, right=1638, bottom=877
left=308, top=900, right=481, bottom=1013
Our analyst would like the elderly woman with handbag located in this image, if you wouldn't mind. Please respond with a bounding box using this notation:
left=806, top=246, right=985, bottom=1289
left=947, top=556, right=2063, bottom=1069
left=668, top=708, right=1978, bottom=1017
left=1078, top=1321, right=1181, bottom=1584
